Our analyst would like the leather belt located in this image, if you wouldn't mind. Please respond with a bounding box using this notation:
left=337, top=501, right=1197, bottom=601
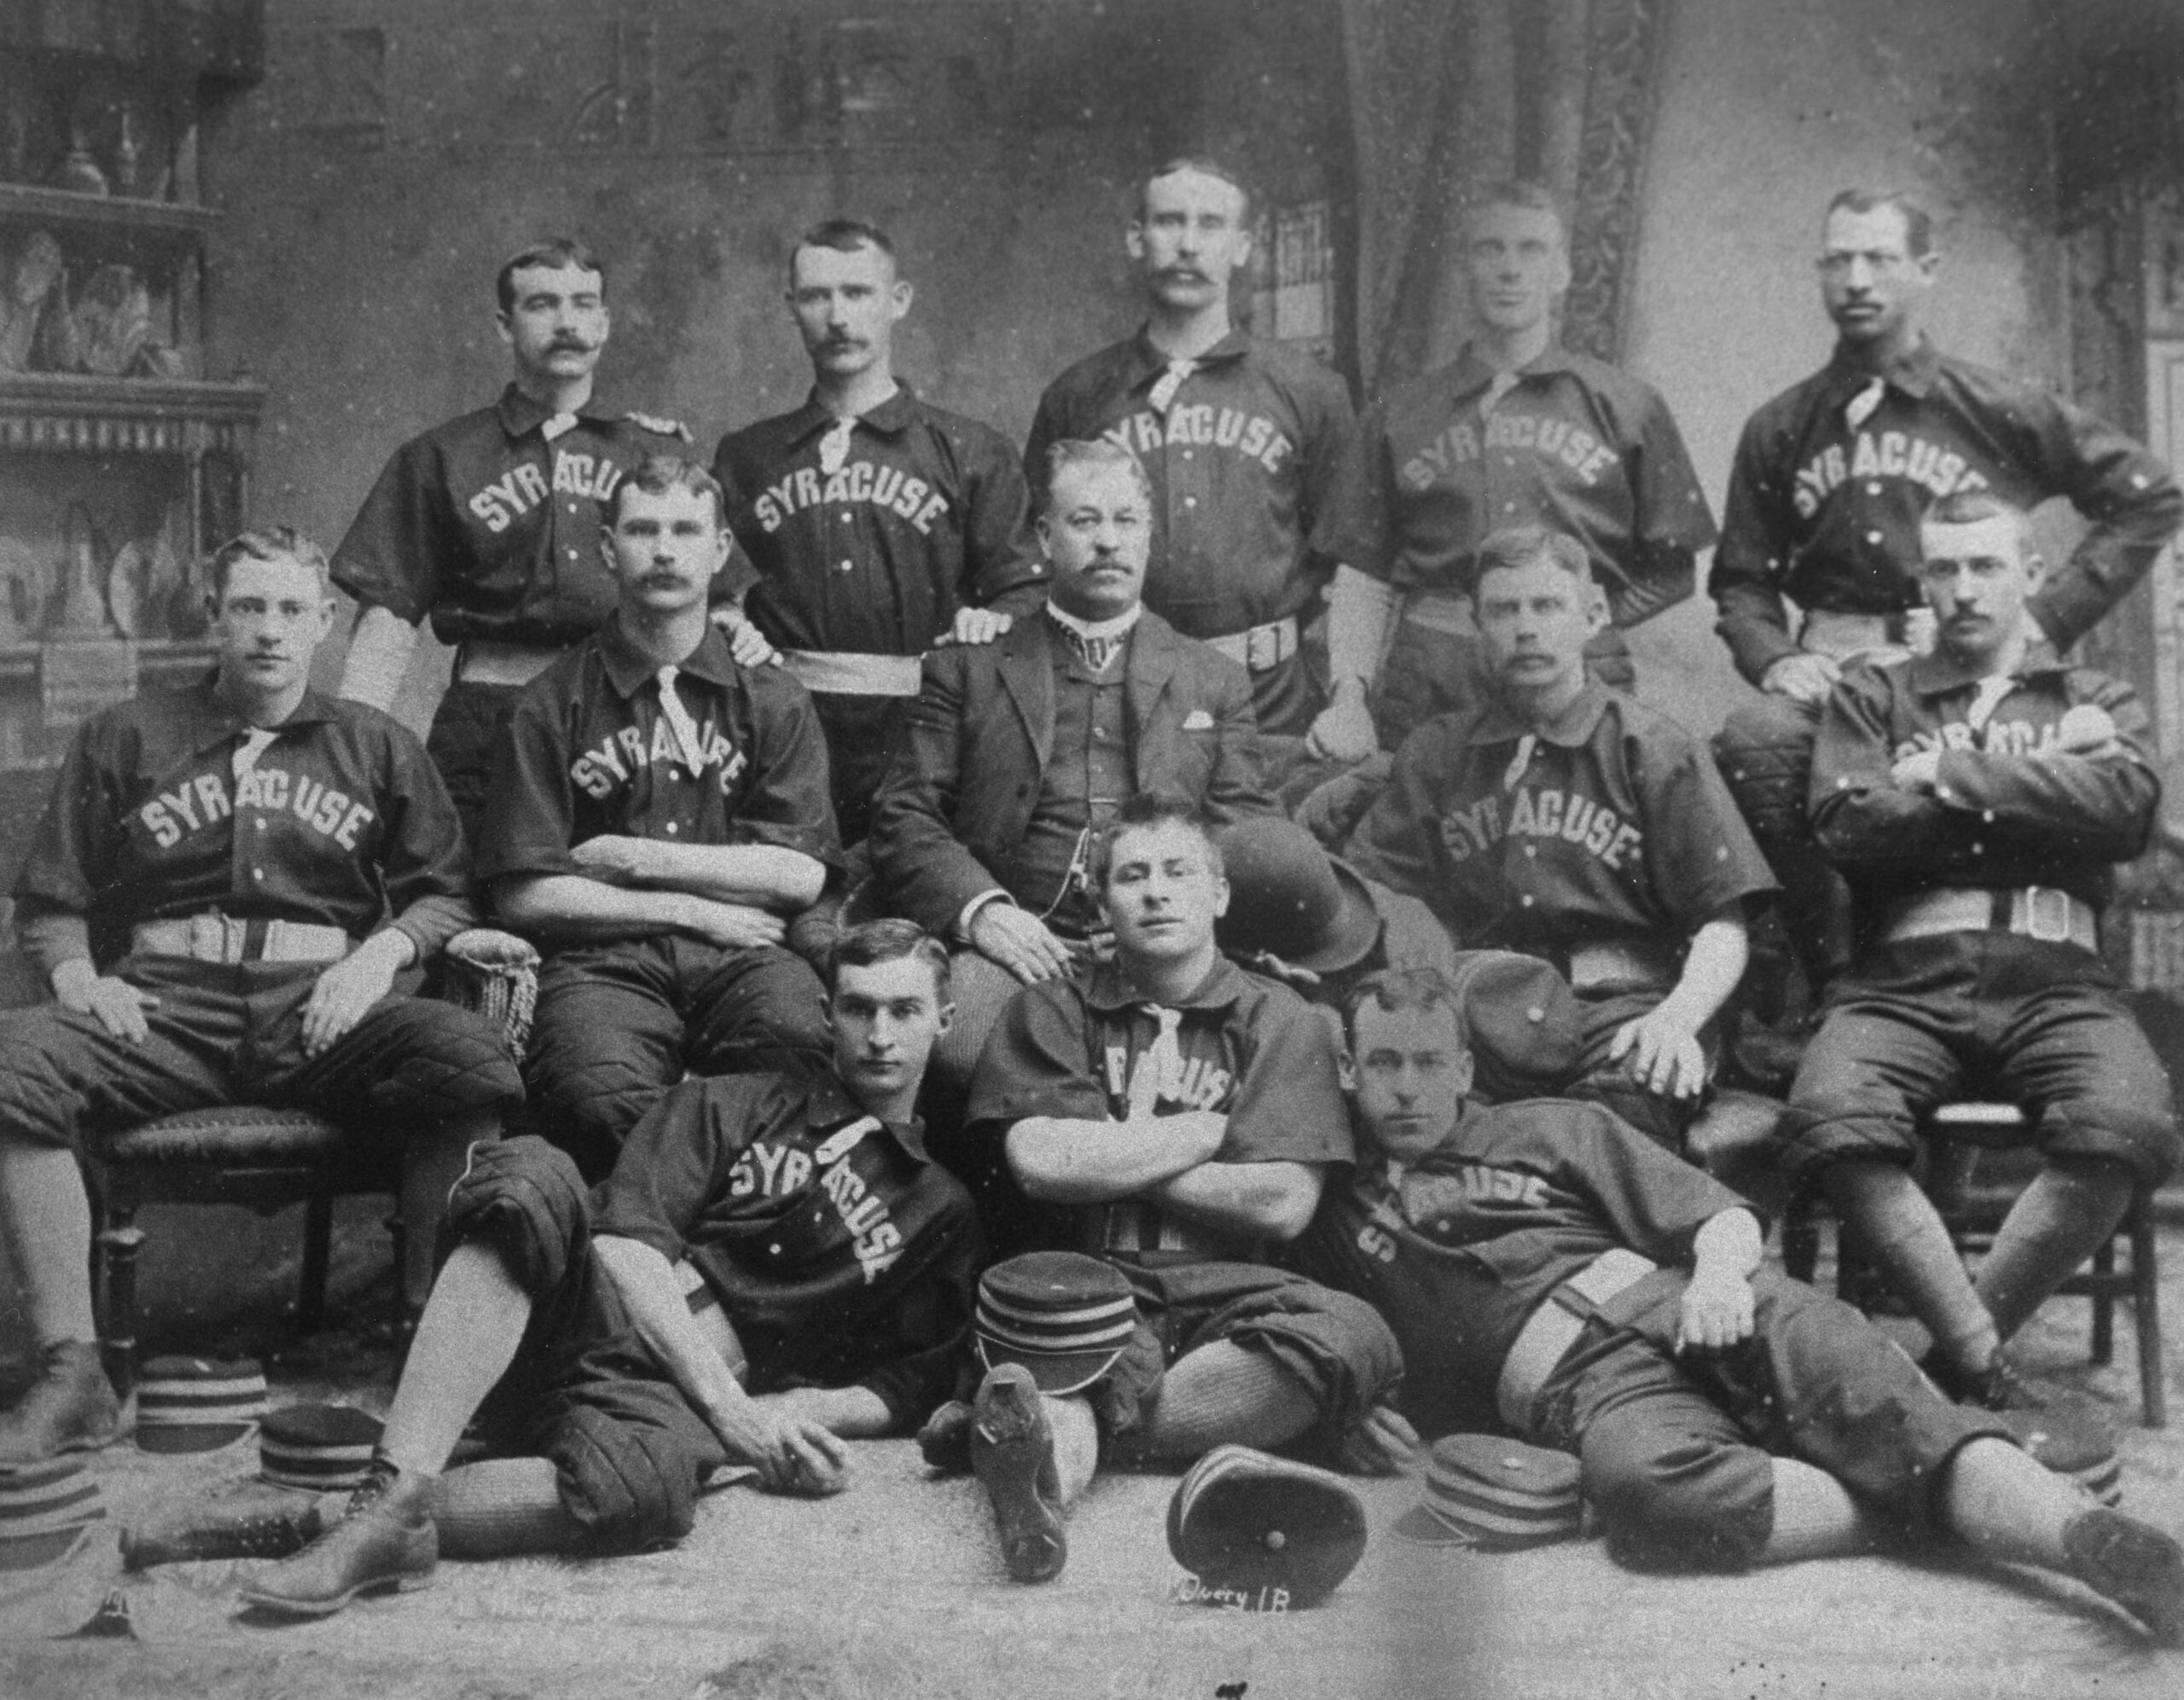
left=1496, top=1247, right=1658, bottom=1430
left=456, top=640, right=564, bottom=688
left=1883, top=885, right=2099, bottom=953
left=1204, top=615, right=1299, bottom=673
left=1401, top=590, right=1478, bottom=639
left=131, top=914, right=353, bottom=965
left=1565, top=939, right=1676, bottom=995
left=1798, top=609, right=1932, bottom=664
left=781, top=649, right=926, bottom=697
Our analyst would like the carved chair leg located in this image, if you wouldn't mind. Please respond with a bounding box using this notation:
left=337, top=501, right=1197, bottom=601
left=298, top=1195, right=333, bottom=1336
left=96, top=1202, right=145, bottom=1400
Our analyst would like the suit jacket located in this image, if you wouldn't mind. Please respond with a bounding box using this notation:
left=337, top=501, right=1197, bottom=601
left=870, top=606, right=1272, bottom=933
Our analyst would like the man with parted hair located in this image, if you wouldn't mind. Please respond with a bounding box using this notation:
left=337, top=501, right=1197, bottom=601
left=479, top=455, right=837, bottom=1180
left=1780, top=488, right=2179, bottom=1419
left=1323, top=180, right=1715, bottom=758
left=1291, top=964, right=2184, bottom=1642
left=0, top=527, right=524, bottom=1464
left=237, top=918, right=983, bottom=1618
left=333, top=239, right=723, bottom=845
left=1025, top=158, right=1373, bottom=748
left=713, top=218, right=1045, bottom=846
left=1345, top=526, right=1774, bottom=1156
left=1711, top=189, right=2182, bottom=997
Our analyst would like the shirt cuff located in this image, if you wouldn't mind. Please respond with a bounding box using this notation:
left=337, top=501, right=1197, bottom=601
left=16, top=912, right=93, bottom=983
left=956, top=888, right=1014, bottom=944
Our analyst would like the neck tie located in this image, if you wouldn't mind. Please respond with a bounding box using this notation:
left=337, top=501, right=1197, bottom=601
left=542, top=411, right=578, bottom=443
left=1481, top=370, right=1521, bottom=415
left=1844, top=376, right=1886, bottom=431
left=1147, top=358, right=1196, bottom=415
left=818, top=415, right=855, bottom=475
left=232, top=727, right=278, bottom=783
left=1062, top=625, right=1125, bottom=673
left=1965, top=675, right=2014, bottom=735
left=653, top=665, right=707, bottom=780
left=1502, top=732, right=1537, bottom=792
left=1128, top=1007, right=1186, bottom=1120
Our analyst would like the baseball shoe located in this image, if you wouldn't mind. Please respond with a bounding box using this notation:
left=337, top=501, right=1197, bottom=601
left=2063, top=1506, right=2184, bottom=1644
left=916, top=1400, right=974, bottom=1475
left=0, top=1341, right=125, bottom=1466
left=237, top=1455, right=435, bottom=1617
left=124, top=1488, right=337, bottom=1571
left=969, top=1364, right=1066, bottom=1584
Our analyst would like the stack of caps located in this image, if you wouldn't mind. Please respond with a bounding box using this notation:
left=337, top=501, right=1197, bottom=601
left=136, top=1355, right=267, bottom=1453
left=0, top=1458, right=106, bottom=1571
left=1394, top=1434, right=1584, bottom=1549
left=259, top=1404, right=385, bottom=1491
left=973, top=1252, right=1139, bottom=1396
left=1166, top=1443, right=1368, bottom=1608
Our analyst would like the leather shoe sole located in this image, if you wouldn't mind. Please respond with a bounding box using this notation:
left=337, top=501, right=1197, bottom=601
left=970, top=1366, right=1066, bottom=1584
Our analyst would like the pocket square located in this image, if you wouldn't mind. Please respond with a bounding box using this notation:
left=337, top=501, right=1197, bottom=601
left=1182, top=710, right=1216, bottom=731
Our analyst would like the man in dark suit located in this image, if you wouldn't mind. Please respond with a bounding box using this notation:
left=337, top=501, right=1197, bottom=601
left=870, top=438, right=1272, bottom=1099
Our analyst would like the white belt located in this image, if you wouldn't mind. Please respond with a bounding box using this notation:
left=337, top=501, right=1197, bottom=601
left=1884, top=885, right=2099, bottom=953
left=1565, top=939, right=1676, bottom=994
left=1401, top=590, right=1478, bottom=639
left=131, top=915, right=353, bottom=965
left=456, top=640, right=564, bottom=687
left=1496, top=1247, right=1658, bottom=1430
left=781, top=649, right=926, bottom=697
left=1204, top=615, right=1299, bottom=673
left=1798, top=609, right=1933, bottom=664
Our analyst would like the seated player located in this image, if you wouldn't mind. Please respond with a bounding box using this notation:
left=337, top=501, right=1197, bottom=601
left=237, top=920, right=982, bottom=1617
left=1344, top=525, right=1775, bottom=1154
left=1780, top=490, right=2179, bottom=1412
left=479, top=455, right=837, bottom=1177
left=0, top=528, right=522, bottom=1465
left=944, top=792, right=1402, bottom=1584
left=1298, top=967, right=2184, bottom=1639
left=868, top=437, right=1271, bottom=1097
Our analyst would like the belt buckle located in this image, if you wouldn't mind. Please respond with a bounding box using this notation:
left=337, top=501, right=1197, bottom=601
left=2020, top=885, right=2074, bottom=944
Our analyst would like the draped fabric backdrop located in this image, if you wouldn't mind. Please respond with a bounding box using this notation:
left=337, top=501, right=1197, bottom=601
left=1341, top=0, right=1674, bottom=392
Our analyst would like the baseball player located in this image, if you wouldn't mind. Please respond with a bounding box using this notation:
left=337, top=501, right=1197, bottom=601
left=237, top=920, right=983, bottom=1617
left=868, top=438, right=1272, bottom=1106
left=1780, top=490, right=2179, bottom=1415
left=933, top=792, right=1401, bottom=1583
left=1344, top=528, right=1775, bottom=1154
left=333, top=239, right=759, bottom=844
left=0, top=529, right=523, bottom=1465
left=1323, top=181, right=1715, bottom=759
left=1292, top=966, right=2184, bottom=1641
left=1711, top=189, right=2182, bottom=993
left=712, top=218, right=1046, bottom=846
left=1024, top=158, right=1373, bottom=750
left=478, top=456, right=837, bottom=1179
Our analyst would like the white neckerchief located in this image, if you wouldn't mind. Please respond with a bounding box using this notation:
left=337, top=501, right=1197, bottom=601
left=1147, top=358, right=1196, bottom=415
left=817, top=415, right=856, bottom=475
left=1128, top=1006, right=1186, bottom=1119
left=653, top=664, right=707, bottom=779
left=232, top=727, right=279, bottom=782
left=1844, top=376, right=1886, bottom=431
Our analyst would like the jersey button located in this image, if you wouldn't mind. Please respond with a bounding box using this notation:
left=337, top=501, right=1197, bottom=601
left=842, top=512, right=853, bottom=522
left=254, top=818, right=267, bottom=832
left=839, top=560, right=854, bottom=572
left=1865, top=530, right=1883, bottom=546
left=1519, top=893, right=1535, bottom=908
left=665, top=821, right=680, bottom=834
left=1184, top=496, right=1198, bottom=509
left=1867, top=482, right=1883, bottom=496
left=1524, top=845, right=1537, bottom=859
left=253, top=868, right=266, bottom=882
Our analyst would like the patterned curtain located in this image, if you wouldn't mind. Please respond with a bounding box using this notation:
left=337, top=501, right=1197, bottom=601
left=1341, top=0, right=1673, bottom=392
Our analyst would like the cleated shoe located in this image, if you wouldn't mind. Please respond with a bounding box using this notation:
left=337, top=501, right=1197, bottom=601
left=969, top=1364, right=1066, bottom=1584
left=916, top=1400, right=974, bottom=1475
left=0, top=1341, right=125, bottom=1466
left=123, top=1488, right=335, bottom=1570
left=236, top=1456, right=435, bottom=1618
left=2063, top=1506, right=2184, bottom=1645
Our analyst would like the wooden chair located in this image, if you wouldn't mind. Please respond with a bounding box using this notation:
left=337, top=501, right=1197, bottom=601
left=1782, top=1102, right=2164, bottom=1427
left=75, top=929, right=539, bottom=1396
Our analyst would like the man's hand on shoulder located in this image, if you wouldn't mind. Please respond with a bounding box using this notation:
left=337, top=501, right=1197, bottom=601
left=710, top=606, right=781, bottom=668
left=52, top=961, right=156, bottom=1044
left=935, top=606, right=1013, bottom=647
left=969, top=901, right=1075, bottom=984
left=1760, top=652, right=1840, bottom=704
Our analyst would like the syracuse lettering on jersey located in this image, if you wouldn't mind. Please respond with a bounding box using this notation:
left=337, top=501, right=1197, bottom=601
left=1351, top=1162, right=1552, bottom=1262
left=569, top=717, right=751, bottom=798
left=1103, top=406, right=1292, bottom=476
left=1101, top=1040, right=1234, bottom=1113
left=137, top=766, right=375, bottom=850
left=1792, top=429, right=1991, bottom=519
left=751, top=461, right=950, bottom=537
left=1397, top=411, right=1620, bottom=492
left=467, top=450, right=626, bottom=534
left=1891, top=714, right=2073, bottom=762
left=725, top=1135, right=903, bottom=1283
left=1437, top=786, right=1643, bottom=871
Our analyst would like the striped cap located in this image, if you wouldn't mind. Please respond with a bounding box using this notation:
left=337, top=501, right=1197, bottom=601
left=136, top=1355, right=267, bottom=1453
left=258, top=1404, right=384, bottom=1491
left=973, top=1252, right=1139, bottom=1396
left=1394, top=1434, right=1583, bottom=1550
left=1166, top=1443, right=1368, bottom=1608
left=0, top=1457, right=106, bottom=1572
